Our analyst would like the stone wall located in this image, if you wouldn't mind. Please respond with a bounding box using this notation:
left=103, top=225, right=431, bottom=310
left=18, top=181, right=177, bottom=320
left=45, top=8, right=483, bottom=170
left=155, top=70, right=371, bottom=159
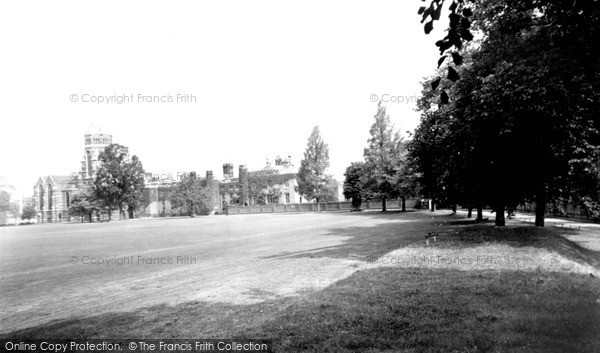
left=226, top=198, right=421, bottom=215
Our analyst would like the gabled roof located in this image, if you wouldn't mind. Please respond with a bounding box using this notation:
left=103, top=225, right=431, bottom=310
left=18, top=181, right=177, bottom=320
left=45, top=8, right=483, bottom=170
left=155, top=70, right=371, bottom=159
left=49, top=175, right=72, bottom=184
left=35, top=175, right=78, bottom=190
left=34, top=176, right=46, bottom=187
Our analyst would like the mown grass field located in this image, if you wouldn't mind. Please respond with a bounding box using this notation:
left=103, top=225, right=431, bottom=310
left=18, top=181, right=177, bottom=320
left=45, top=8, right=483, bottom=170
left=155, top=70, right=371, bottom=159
left=1, top=211, right=600, bottom=352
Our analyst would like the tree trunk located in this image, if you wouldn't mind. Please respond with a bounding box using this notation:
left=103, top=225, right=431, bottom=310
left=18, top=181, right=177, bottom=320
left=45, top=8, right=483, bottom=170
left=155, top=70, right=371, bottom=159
left=495, top=198, right=505, bottom=227
left=467, top=204, right=472, bottom=218
left=382, top=197, right=387, bottom=212
left=401, top=197, right=406, bottom=212
left=316, top=198, right=320, bottom=212
left=476, top=202, right=483, bottom=222
left=430, top=198, right=436, bottom=212
left=535, top=185, right=546, bottom=227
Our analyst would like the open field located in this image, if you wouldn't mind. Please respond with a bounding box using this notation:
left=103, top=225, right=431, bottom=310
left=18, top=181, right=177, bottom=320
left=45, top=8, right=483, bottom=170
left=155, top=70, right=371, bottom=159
left=0, top=211, right=426, bottom=334
left=2, top=211, right=600, bottom=352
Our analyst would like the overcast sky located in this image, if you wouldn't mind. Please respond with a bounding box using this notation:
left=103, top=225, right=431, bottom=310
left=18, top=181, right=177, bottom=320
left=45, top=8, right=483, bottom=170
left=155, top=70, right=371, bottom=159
left=0, top=1, right=446, bottom=198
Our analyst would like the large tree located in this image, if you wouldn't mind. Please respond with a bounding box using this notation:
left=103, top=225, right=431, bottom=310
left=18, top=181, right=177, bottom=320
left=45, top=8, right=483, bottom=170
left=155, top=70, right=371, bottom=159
left=21, top=205, right=37, bottom=222
left=363, top=101, right=405, bottom=212
left=0, top=190, right=15, bottom=225
left=0, top=190, right=11, bottom=213
left=296, top=126, right=332, bottom=211
left=93, top=144, right=146, bottom=220
left=395, top=144, right=421, bottom=213
left=343, top=162, right=365, bottom=211
left=419, top=0, right=599, bottom=98
left=68, top=190, right=101, bottom=223
left=413, top=0, right=600, bottom=226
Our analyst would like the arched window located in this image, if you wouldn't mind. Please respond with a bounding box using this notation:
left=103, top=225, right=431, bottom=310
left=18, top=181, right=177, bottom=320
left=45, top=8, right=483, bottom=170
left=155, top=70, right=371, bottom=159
left=48, top=185, right=53, bottom=210
left=38, top=185, right=44, bottom=210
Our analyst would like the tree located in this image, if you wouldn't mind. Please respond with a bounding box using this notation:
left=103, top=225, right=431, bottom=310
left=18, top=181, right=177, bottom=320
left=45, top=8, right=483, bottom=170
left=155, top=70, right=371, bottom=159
left=68, top=191, right=100, bottom=222
left=0, top=190, right=18, bottom=225
left=363, top=101, right=405, bottom=212
left=93, top=144, right=146, bottom=220
left=170, top=172, right=215, bottom=216
left=396, top=148, right=421, bottom=212
left=20, top=205, right=37, bottom=222
left=296, top=126, right=332, bottom=211
left=418, top=0, right=475, bottom=103
left=343, top=162, right=365, bottom=211
left=413, top=0, right=600, bottom=226
left=0, top=190, right=11, bottom=213
left=419, top=0, right=600, bottom=102
left=461, top=0, right=599, bottom=226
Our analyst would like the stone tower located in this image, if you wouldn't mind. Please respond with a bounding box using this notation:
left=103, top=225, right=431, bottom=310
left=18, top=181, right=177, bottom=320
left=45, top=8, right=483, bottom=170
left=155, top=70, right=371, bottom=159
left=222, top=163, right=234, bottom=179
left=80, top=125, right=112, bottom=179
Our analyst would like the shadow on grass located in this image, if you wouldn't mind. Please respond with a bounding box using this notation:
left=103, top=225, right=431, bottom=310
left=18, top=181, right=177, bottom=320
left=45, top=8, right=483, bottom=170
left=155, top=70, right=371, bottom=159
left=263, top=210, right=600, bottom=267
left=262, top=211, right=444, bottom=262
left=343, top=210, right=600, bottom=267
left=3, top=267, right=599, bottom=353
left=431, top=224, right=600, bottom=268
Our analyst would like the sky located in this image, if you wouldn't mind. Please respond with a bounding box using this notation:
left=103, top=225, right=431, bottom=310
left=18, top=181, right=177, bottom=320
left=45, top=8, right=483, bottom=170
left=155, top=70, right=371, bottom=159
left=0, top=1, right=447, bottom=198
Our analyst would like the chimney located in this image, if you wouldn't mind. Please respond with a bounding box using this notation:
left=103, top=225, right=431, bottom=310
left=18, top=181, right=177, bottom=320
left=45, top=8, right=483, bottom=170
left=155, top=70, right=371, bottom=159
left=239, top=165, right=248, bottom=178
left=238, top=165, right=249, bottom=206
left=223, top=163, right=234, bottom=179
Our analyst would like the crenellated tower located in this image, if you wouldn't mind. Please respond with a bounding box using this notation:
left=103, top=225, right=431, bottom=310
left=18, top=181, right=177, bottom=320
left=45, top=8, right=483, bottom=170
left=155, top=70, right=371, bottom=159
left=80, top=126, right=112, bottom=179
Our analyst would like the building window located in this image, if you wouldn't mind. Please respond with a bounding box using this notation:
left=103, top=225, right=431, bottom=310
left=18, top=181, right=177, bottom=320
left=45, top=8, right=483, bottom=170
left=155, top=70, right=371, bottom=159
left=285, top=193, right=290, bottom=204
left=48, top=186, right=53, bottom=210
left=38, top=186, right=44, bottom=210
left=284, top=179, right=290, bottom=187
left=268, top=195, right=279, bottom=204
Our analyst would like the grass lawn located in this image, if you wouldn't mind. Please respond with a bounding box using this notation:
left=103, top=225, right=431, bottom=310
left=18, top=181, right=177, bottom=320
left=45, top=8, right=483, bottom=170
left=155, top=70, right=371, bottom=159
left=2, top=212, right=600, bottom=352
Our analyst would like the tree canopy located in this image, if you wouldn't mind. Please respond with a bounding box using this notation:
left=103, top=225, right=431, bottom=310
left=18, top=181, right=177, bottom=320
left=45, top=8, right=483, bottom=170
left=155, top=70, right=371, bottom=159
left=412, top=0, right=600, bottom=226
left=362, top=102, right=407, bottom=211
left=68, top=190, right=100, bottom=222
left=343, top=162, right=365, bottom=211
left=92, top=144, right=146, bottom=220
left=20, top=205, right=36, bottom=221
left=296, top=126, right=333, bottom=211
